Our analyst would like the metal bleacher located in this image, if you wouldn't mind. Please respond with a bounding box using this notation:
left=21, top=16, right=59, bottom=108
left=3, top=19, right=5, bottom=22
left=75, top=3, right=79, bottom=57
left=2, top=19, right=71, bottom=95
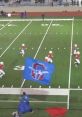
left=0, top=0, right=81, bottom=7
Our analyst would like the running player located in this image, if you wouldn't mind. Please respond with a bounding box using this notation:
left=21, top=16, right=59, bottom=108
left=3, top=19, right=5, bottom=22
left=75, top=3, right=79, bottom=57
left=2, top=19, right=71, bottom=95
left=0, top=62, right=5, bottom=78
left=20, top=43, right=27, bottom=57
left=74, top=51, right=80, bottom=67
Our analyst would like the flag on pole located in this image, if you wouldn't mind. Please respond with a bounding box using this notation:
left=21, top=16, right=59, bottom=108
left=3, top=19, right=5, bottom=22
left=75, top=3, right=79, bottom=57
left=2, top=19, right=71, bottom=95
left=23, top=57, right=55, bottom=85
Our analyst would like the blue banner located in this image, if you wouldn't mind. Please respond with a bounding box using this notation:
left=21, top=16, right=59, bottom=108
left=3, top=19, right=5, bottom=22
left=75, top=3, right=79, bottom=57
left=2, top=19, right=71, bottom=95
left=23, top=57, right=55, bottom=85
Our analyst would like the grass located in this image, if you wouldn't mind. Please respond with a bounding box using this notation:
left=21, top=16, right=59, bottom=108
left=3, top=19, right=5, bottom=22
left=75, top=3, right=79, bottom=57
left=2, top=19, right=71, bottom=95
left=0, top=18, right=82, bottom=117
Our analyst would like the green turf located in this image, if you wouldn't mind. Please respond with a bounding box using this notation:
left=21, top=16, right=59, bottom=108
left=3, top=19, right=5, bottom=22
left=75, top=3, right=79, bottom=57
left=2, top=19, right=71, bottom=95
left=0, top=18, right=82, bottom=117
left=0, top=20, right=74, bottom=88
left=0, top=19, right=81, bottom=88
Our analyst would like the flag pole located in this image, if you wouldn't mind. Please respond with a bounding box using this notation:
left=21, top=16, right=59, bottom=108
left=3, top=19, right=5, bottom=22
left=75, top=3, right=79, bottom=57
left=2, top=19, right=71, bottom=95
left=20, top=79, right=26, bottom=94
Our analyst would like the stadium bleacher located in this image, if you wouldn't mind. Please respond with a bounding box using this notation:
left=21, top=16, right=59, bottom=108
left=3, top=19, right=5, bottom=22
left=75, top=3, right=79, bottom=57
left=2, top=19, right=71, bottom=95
left=0, top=0, right=81, bottom=6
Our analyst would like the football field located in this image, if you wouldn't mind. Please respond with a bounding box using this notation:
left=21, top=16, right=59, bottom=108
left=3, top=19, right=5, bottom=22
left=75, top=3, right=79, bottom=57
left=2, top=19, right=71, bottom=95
left=0, top=18, right=82, bottom=117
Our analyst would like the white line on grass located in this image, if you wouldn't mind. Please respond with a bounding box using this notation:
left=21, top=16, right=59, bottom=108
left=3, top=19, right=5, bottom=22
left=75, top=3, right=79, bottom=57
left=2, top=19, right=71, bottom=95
left=0, top=100, right=67, bottom=104
left=0, top=21, right=32, bottom=58
left=34, top=20, right=53, bottom=59
left=21, top=20, right=53, bottom=88
left=0, top=21, right=12, bottom=30
left=0, top=18, right=73, bottom=22
left=67, top=17, right=74, bottom=109
left=68, top=18, right=74, bottom=89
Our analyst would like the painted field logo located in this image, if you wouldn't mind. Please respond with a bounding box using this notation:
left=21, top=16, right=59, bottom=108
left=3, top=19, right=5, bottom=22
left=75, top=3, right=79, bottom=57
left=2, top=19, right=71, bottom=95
left=29, top=63, right=48, bottom=80
left=23, top=57, right=55, bottom=85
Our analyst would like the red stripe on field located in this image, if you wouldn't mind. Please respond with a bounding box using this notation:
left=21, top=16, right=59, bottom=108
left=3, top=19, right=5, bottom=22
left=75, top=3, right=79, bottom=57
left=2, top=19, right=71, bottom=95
left=45, top=107, right=68, bottom=117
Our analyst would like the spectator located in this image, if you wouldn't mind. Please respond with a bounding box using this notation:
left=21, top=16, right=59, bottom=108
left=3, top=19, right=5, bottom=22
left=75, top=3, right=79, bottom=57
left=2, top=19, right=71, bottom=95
left=41, top=14, right=45, bottom=21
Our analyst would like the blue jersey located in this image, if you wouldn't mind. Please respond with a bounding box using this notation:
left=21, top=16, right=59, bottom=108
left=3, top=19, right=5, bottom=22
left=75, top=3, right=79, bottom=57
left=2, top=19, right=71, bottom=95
left=20, top=95, right=29, bottom=103
left=18, top=95, right=32, bottom=113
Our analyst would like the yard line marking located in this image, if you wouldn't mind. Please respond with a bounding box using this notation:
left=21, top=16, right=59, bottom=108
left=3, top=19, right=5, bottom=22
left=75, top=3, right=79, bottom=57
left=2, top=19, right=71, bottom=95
left=0, top=21, right=32, bottom=58
left=21, top=79, right=26, bottom=88
left=0, top=21, right=12, bottom=30
left=34, top=20, right=53, bottom=59
left=67, top=17, right=74, bottom=109
left=21, top=20, right=53, bottom=88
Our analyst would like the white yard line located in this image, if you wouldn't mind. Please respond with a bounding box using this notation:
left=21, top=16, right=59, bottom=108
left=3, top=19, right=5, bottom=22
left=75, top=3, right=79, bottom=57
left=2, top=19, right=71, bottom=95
left=67, top=17, right=74, bottom=109
left=21, top=20, right=53, bottom=88
left=0, top=21, right=32, bottom=58
left=0, top=21, right=12, bottom=30
left=34, top=20, right=53, bottom=59
left=0, top=18, right=73, bottom=22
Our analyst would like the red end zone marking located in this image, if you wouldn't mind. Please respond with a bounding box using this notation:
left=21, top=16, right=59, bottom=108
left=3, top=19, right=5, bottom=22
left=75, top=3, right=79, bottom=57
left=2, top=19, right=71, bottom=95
left=45, top=107, right=68, bottom=117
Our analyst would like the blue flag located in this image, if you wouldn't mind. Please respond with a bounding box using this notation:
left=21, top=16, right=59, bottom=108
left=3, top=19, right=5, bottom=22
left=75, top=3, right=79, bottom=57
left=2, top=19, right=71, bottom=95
left=23, top=57, right=55, bottom=85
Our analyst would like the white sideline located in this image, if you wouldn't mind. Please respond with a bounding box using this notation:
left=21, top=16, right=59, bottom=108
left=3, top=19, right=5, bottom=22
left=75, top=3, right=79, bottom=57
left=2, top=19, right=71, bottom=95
left=0, top=88, right=69, bottom=95
left=0, top=88, right=82, bottom=95
left=67, top=17, right=74, bottom=109
left=68, top=18, right=74, bottom=89
left=0, top=18, right=73, bottom=22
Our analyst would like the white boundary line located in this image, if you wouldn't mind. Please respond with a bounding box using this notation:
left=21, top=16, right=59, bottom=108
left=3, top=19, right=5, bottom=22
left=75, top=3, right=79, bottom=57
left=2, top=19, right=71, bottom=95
left=0, top=21, right=32, bottom=58
left=0, top=88, right=81, bottom=95
left=0, top=88, right=69, bottom=95
left=68, top=18, right=74, bottom=89
left=67, top=17, right=74, bottom=109
left=20, top=20, right=53, bottom=88
left=0, top=18, right=73, bottom=22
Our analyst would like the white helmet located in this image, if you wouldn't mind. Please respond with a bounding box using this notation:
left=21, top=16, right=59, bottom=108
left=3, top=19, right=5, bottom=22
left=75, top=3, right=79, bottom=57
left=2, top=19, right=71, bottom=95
left=0, top=62, right=4, bottom=65
left=45, top=56, right=48, bottom=59
left=77, top=51, right=80, bottom=55
left=74, top=44, right=77, bottom=47
left=22, top=43, right=25, bottom=46
left=49, top=51, right=52, bottom=54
